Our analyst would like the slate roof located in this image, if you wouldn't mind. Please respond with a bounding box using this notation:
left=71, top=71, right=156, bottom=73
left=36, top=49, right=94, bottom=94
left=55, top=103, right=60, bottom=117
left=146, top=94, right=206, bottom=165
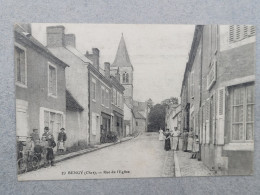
left=66, top=90, right=84, bottom=111
left=133, top=109, right=146, bottom=120
left=111, top=35, right=133, bottom=68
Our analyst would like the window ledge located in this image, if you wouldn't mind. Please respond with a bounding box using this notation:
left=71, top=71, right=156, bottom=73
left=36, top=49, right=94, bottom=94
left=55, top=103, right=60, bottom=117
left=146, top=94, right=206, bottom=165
left=92, top=99, right=96, bottom=102
left=223, top=143, right=254, bottom=151
left=16, top=82, right=27, bottom=88
left=48, top=94, right=57, bottom=98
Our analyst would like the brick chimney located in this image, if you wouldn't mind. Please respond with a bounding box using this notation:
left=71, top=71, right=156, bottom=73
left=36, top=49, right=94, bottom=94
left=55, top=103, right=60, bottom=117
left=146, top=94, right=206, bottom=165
left=104, top=62, right=110, bottom=78
left=85, top=48, right=100, bottom=70
left=64, top=34, right=76, bottom=47
left=46, top=26, right=65, bottom=47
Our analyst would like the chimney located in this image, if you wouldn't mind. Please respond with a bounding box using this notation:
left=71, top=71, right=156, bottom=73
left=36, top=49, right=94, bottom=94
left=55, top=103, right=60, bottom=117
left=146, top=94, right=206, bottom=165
left=46, top=26, right=65, bottom=47
left=64, top=34, right=76, bottom=47
left=85, top=48, right=100, bottom=70
left=20, top=24, right=31, bottom=34
left=104, top=62, right=110, bottom=78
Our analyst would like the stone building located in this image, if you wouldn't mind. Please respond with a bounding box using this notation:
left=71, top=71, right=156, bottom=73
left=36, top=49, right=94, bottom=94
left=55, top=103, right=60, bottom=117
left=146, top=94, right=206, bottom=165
left=46, top=26, right=92, bottom=147
left=111, top=35, right=148, bottom=134
left=15, top=24, right=68, bottom=143
left=180, top=25, right=255, bottom=175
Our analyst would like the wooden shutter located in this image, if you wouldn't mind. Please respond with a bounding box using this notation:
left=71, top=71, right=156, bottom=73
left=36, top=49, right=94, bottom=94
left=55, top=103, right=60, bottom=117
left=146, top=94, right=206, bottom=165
left=217, top=87, right=225, bottom=145
left=205, top=99, right=210, bottom=144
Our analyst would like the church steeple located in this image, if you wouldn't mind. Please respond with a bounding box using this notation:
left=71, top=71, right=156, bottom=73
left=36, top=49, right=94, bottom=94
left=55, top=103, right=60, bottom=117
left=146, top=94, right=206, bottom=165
left=112, top=34, right=133, bottom=69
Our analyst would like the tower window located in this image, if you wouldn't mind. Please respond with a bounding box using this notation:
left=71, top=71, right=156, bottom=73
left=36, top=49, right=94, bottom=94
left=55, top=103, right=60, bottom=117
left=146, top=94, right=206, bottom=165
left=123, top=72, right=129, bottom=83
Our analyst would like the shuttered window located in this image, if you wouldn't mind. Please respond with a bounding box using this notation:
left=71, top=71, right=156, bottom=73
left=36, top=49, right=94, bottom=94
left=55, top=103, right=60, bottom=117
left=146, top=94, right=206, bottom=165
left=229, top=25, right=256, bottom=43
left=91, top=79, right=96, bottom=101
left=15, top=45, right=27, bottom=86
left=48, top=63, right=57, bottom=97
left=230, top=83, right=254, bottom=142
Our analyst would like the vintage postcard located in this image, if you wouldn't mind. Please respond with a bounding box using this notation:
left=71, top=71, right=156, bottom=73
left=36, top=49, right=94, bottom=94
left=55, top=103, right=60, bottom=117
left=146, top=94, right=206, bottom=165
left=15, top=24, right=255, bottom=181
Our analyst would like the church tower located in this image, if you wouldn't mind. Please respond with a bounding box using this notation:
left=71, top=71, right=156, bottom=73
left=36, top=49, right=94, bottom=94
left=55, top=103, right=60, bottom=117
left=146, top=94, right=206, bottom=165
left=112, top=34, right=134, bottom=106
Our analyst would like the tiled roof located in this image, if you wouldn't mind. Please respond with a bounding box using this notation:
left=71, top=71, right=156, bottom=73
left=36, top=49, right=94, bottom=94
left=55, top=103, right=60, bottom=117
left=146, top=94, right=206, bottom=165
left=66, top=90, right=84, bottom=111
left=133, top=109, right=146, bottom=120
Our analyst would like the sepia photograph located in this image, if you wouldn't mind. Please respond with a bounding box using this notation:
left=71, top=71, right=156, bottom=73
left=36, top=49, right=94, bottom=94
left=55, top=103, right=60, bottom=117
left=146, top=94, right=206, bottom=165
left=14, top=23, right=255, bottom=181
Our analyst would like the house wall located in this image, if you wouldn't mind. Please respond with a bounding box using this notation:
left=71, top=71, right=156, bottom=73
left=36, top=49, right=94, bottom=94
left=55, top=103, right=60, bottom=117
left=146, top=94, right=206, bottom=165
left=135, top=119, right=146, bottom=132
left=89, top=72, right=112, bottom=144
left=66, top=110, right=81, bottom=147
left=15, top=39, right=66, bottom=140
left=49, top=48, right=89, bottom=144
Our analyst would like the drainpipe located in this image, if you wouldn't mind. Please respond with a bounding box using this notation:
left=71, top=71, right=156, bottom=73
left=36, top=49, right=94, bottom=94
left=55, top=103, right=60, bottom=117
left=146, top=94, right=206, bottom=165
left=198, top=26, right=204, bottom=161
left=88, top=67, right=91, bottom=145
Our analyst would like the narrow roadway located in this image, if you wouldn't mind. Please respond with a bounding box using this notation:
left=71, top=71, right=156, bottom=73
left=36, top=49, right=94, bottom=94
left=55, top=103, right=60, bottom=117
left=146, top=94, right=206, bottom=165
left=18, top=132, right=174, bottom=181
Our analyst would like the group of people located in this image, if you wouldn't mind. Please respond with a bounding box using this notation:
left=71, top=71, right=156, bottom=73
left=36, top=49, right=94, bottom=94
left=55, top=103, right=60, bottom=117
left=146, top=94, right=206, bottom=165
left=158, top=127, right=180, bottom=152
left=158, top=127, right=200, bottom=159
left=182, top=129, right=199, bottom=159
left=17, top=127, right=67, bottom=167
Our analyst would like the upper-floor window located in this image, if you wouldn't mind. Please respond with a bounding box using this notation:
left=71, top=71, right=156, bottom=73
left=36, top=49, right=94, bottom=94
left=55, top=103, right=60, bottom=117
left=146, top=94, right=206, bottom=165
left=105, top=89, right=109, bottom=108
left=229, top=25, right=256, bottom=43
left=15, top=44, right=27, bottom=87
left=48, top=63, right=57, bottom=97
left=101, top=86, right=105, bottom=106
left=91, top=78, right=96, bottom=101
left=230, top=83, right=254, bottom=142
left=113, top=88, right=116, bottom=104
left=122, top=72, right=129, bottom=83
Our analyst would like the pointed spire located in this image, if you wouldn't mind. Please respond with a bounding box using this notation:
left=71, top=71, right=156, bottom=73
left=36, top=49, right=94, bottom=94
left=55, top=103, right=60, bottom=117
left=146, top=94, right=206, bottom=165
left=112, top=34, right=133, bottom=68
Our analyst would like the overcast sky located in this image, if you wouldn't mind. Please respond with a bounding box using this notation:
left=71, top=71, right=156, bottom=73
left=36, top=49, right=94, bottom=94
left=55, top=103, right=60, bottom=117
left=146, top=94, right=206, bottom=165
left=31, top=23, right=195, bottom=104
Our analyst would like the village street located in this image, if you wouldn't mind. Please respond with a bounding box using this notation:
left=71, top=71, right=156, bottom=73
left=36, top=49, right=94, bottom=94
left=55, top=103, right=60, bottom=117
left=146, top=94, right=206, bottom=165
left=18, top=132, right=174, bottom=181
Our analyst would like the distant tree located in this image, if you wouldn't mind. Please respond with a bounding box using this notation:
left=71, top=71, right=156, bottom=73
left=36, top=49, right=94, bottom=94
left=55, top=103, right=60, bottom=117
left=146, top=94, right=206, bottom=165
left=161, top=97, right=179, bottom=107
left=146, top=98, right=153, bottom=109
left=147, top=104, right=166, bottom=132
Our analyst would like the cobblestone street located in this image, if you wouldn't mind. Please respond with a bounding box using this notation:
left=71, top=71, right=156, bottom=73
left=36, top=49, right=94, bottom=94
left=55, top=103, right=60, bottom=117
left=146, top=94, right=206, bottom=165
left=174, top=151, right=215, bottom=177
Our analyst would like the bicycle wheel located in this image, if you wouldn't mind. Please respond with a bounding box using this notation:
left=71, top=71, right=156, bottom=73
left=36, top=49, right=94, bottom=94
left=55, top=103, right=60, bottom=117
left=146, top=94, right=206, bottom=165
left=31, top=155, right=39, bottom=170
left=17, top=158, right=26, bottom=174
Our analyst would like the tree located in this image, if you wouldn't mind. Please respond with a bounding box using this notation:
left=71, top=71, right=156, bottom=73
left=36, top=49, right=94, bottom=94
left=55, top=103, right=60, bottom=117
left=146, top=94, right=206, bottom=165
left=147, top=104, right=166, bottom=132
left=161, top=97, right=179, bottom=107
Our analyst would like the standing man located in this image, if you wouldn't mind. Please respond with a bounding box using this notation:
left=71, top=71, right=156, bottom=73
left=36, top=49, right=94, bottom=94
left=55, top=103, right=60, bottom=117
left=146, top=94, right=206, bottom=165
left=42, top=127, right=50, bottom=140
left=30, top=128, right=40, bottom=144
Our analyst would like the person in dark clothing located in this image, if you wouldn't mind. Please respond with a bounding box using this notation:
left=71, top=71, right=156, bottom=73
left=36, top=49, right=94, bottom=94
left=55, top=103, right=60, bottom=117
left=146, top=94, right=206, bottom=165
left=164, top=129, right=172, bottom=151
left=46, top=134, right=56, bottom=166
left=34, top=139, right=43, bottom=161
left=31, top=129, right=40, bottom=144
left=42, top=127, right=50, bottom=140
left=57, top=128, right=67, bottom=153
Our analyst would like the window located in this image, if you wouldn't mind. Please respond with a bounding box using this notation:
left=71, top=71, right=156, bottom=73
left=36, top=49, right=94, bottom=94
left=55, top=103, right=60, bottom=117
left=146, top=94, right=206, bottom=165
left=117, top=91, right=120, bottom=106
left=15, top=45, right=27, bottom=87
left=136, top=121, right=138, bottom=126
left=190, top=72, right=194, bottom=98
left=105, top=89, right=109, bottom=108
left=43, top=110, right=64, bottom=139
left=91, top=79, right=96, bottom=101
left=123, top=72, right=129, bottom=83
left=230, top=83, right=254, bottom=142
left=113, top=88, right=116, bottom=104
left=48, top=63, right=57, bottom=97
left=229, top=25, right=256, bottom=43
left=101, top=86, right=105, bottom=106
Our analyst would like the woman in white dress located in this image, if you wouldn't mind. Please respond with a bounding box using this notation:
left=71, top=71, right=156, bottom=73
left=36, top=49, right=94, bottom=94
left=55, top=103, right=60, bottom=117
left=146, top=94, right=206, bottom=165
left=159, top=128, right=164, bottom=141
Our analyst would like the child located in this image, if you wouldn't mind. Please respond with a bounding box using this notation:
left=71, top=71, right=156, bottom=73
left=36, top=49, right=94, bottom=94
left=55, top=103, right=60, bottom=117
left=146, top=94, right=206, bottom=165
left=191, top=135, right=199, bottom=159
left=41, top=136, right=48, bottom=167
left=24, top=136, right=34, bottom=163
left=30, top=129, right=40, bottom=144
left=46, top=134, right=56, bottom=166
left=57, top=128, right=67, bottom=153
left=34, top=139, right=43, bottom=161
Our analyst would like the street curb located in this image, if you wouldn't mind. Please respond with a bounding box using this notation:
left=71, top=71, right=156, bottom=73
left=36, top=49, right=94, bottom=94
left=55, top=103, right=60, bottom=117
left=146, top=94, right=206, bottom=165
left=174, top=151, right=181, bottom=177
left=54, top=136, right=134, bottom=164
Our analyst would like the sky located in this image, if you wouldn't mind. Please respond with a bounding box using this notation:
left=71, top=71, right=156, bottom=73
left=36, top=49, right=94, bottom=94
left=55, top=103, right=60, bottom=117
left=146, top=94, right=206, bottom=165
left=31, top=23, right=195, bottom=104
